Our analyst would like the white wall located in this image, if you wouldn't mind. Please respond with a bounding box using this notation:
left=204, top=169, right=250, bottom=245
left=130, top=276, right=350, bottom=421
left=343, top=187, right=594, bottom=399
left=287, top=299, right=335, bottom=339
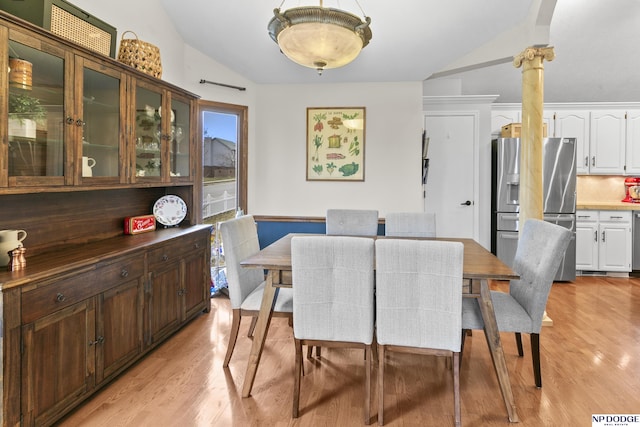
left=253, top=82, right=424, bottom=217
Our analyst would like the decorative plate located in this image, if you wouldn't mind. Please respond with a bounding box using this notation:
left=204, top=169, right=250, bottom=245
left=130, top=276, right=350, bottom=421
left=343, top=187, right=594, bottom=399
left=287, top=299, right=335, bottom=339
left=153, top=195, right=187, bottom=226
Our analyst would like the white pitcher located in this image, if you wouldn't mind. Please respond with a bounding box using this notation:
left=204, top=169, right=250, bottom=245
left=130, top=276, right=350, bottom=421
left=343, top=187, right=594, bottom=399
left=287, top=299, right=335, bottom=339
left=0, top=229, right=27, bottom=267
left=82, top=156, right=96, bottom=177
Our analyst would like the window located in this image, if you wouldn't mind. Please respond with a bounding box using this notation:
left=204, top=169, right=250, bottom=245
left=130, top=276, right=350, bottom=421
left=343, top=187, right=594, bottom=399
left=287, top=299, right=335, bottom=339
left=198, top=100, right=247, bottom=224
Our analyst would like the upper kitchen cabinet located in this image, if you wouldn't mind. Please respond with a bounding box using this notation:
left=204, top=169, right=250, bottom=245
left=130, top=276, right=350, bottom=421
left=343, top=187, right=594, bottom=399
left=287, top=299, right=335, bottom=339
left=589, top=110, right=626, bottom=175
left=625, top=110, right=640, bottom=175
left=131, top=80, right=194, bottom=184
left=0, top=13, right=197, bottom=194
left=491, top=109, right=520, bottom=136
left=554, top=110, right=590, bottom=174
left=490, top=108, right=554, bottom=138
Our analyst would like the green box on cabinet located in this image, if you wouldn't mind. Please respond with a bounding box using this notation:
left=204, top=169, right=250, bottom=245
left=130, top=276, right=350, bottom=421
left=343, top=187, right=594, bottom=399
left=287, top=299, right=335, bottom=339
left=0, top=0, right=117, bottom=57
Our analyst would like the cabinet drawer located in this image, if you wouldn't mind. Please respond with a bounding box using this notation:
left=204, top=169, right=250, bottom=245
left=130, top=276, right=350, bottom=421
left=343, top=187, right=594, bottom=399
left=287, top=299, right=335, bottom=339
left=576, top=211, right=598, bottom=222
left=22, top=256, right=145, bottom=324
left=148, top=236, right=208, bottom=266
left=599, top=210, right=631, bottom=223
left=97, top=256, right=144, bottom=284
left=22, top=269, right=97, bottom=323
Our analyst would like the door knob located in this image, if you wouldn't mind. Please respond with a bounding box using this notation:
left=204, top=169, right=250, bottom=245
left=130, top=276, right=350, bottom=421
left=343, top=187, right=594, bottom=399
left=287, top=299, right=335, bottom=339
left=460, top=200, right=472, bottom=206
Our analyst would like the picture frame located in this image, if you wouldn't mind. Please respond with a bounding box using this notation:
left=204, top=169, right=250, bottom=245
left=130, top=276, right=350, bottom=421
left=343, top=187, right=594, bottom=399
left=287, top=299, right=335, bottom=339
left=306, top=107, right=365, bottom=181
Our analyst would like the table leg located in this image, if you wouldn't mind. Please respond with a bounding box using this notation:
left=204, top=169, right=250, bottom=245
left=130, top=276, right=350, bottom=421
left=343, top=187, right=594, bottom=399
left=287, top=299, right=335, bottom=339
left=241, top=270, right=279, bottom=397
left=476, top=279, right=519, bottom=423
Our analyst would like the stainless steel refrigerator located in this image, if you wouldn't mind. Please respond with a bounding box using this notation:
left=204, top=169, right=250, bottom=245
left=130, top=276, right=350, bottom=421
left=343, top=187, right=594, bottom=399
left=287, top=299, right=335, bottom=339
left=491, top=137, right=577, bottom=281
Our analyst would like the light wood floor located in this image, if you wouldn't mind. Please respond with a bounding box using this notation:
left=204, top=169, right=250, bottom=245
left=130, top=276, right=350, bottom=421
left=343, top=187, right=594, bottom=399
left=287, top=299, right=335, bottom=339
left=57, top=276, right=640, bottom=426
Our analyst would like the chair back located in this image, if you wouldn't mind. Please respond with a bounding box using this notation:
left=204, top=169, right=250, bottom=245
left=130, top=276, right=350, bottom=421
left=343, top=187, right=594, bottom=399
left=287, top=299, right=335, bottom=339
left=375, top=239, right=464, bottom=351
left=325, top=209, right=379, bottom=236
left=385, top=212, right=436, bottom=237
left=510, top=219, right=572, bottom=333
left=219, top=215, right=265, bottom=309
left=291, top=236, right=375, bottom=344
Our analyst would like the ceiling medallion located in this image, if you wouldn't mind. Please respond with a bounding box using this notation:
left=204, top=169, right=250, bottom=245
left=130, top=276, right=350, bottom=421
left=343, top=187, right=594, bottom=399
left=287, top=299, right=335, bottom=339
left=268, top=1, right=372, bottom=75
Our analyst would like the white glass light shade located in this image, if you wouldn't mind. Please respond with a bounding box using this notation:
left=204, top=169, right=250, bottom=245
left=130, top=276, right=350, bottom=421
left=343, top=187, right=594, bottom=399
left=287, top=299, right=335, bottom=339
left=268, top=6, right=372, bottom=74
left=278, top=22, right=363, bottom=70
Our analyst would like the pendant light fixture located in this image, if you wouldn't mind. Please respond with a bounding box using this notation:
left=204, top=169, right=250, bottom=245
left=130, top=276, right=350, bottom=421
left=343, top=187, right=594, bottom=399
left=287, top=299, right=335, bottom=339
left=268, top=0, right=372, bottom=75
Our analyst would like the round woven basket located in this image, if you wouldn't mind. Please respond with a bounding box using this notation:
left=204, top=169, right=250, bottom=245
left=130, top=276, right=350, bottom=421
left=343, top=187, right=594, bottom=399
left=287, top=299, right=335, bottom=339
left=117, top=31, right=162, bottom=79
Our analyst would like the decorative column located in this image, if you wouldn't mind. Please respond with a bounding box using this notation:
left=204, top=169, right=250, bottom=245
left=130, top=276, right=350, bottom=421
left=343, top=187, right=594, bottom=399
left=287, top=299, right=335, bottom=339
left=513, top=46, right=555, bottom=229
left=514, top=46, right=555, bottom=326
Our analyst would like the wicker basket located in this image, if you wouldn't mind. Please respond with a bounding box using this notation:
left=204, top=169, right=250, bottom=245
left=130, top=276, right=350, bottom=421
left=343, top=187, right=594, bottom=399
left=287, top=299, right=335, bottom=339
left=117, top=31, right=162, bottom=79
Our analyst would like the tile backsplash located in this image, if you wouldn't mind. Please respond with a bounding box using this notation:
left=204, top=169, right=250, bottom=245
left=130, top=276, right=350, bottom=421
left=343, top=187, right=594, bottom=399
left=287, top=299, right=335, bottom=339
left=576, top=175, right=627, bottom=202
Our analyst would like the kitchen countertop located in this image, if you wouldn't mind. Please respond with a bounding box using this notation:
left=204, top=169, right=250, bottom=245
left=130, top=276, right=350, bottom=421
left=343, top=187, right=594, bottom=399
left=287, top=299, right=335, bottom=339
left=577, top=200, right=640, bottom=210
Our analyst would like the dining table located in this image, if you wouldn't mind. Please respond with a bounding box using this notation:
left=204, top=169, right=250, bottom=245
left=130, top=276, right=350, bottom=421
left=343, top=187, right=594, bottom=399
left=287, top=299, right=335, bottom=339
left=239, top=233, right=520, bottom=423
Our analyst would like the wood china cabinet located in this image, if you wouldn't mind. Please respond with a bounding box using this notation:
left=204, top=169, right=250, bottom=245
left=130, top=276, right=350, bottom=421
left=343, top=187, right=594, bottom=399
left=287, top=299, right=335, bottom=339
left=0, top=11, right=208, bottom=427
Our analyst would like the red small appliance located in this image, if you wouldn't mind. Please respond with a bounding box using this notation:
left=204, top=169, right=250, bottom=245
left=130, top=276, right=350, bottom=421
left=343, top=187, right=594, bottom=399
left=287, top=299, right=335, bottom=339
left=622, top=177, right=640, bottom=202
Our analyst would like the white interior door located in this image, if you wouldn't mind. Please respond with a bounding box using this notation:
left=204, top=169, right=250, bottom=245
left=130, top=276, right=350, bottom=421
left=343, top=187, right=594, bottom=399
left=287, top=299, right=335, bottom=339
left=424, top=114, right=476, bottom=238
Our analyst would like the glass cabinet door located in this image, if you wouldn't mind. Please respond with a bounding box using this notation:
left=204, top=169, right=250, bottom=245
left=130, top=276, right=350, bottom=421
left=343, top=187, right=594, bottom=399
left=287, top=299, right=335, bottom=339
left=7, top=39, right=66, bottom=186
left=170, top=96, right=191, bottom=179
left=134, top=85, right=163, bottom=180
left=79, top=58, right=124, bottom=183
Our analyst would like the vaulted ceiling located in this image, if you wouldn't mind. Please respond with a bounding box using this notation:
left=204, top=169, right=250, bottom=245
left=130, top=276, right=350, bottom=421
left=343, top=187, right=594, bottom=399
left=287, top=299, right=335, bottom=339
left=160, top=0, right=640, bottom=103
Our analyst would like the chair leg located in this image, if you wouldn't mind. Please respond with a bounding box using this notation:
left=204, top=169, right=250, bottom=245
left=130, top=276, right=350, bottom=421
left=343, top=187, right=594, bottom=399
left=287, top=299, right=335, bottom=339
left=378, top=344, right=385, bottom=426
left=515, top=332, right=524, bottom=357
left=306, top=346, right=321, bottom=359
left=293, top=338, right=303, bottom=418
left=247, top=316, right=258, bottom=337
left=453, top=352, right=461, bottom=427
left=459, top=329, right=468, bottom=369
left=531, top=333, right=542, bottom=388
left=223, top=309, right=241, bottom=367
left=364, top=345, right=372, bottom=425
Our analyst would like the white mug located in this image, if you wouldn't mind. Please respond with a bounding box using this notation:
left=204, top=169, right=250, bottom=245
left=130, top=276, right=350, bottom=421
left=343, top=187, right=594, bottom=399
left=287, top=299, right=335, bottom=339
left=82, top=156, right=96, bottom=177
left=0, top=229, right=27, bottom=267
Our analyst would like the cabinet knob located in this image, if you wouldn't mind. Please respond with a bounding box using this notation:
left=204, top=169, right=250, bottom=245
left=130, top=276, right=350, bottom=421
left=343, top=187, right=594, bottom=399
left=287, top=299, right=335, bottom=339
left=162, top=254, right=169, bottom=261
left=194, top=243, right=200, bottom=249
left=56, top=293, right=66, bottom=302
left=65, top=117, right=74, bottom=125
left=76, top=119, right=85, bottom=127
left=120, top=268, right=129, bottom=277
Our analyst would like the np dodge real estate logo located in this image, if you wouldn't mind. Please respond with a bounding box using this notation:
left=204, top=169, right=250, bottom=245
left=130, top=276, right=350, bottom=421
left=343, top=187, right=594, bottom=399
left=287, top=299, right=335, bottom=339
left=593, top=414, right=640, bottom=427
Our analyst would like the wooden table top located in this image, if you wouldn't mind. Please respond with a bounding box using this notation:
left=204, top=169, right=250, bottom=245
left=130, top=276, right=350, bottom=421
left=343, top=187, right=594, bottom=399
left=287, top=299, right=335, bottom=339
left=241, top=233, right=518, bottom=281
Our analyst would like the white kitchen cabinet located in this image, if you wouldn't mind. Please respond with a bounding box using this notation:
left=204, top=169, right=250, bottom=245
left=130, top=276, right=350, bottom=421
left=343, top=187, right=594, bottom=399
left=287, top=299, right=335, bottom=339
left=491, top=110, right=520, bottom=136
left=589, top=110, right=627, bottom=174
left=625, top=109, right=640, bottom=174
left=554, top=110, right=590, bottom=174
left=576, top=210, right=631, bottom=273
left=576, top=211, right=598, bottom=270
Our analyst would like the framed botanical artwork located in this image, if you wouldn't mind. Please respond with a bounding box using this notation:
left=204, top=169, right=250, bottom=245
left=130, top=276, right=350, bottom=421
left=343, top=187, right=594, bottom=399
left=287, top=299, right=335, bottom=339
left=306, top=107, right=365, bottom=181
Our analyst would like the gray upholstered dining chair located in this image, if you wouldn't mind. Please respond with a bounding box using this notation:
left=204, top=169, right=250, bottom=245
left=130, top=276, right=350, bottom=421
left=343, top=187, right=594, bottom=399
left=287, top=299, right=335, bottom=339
left=325, top=209, right=379, bottom=236
left=291, top=235, right=375, bottom=424
left=385, top=212, right=436, bottom=237
left=375, top=239, right=464, bottom=427
left=219, top=215, right=293, bottom=367
left=461, top=219, right=572, bottom=388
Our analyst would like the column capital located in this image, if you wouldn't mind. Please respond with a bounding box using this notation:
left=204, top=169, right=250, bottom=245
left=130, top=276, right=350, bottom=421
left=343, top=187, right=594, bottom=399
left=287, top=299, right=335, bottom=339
left=513, top=46, right=555, bottom=68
